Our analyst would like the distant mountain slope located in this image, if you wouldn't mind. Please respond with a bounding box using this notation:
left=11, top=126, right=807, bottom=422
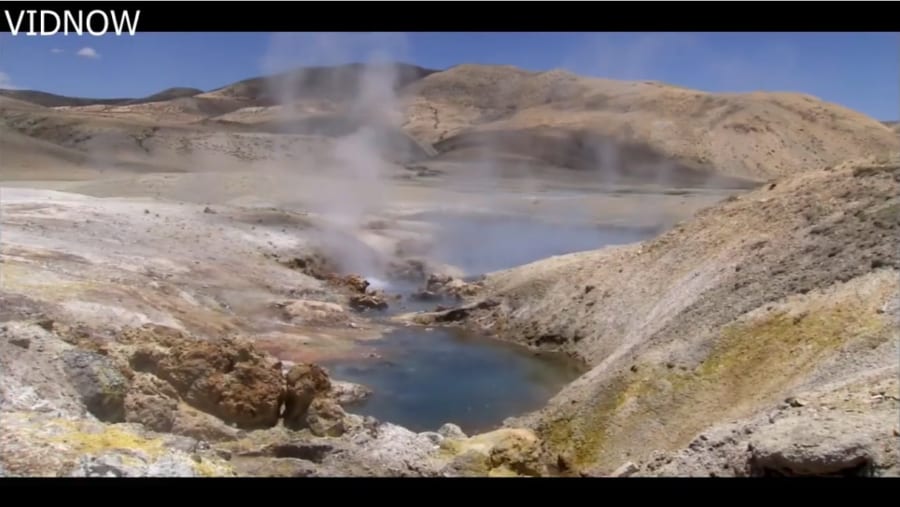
left=3, top=63, right=897, bottom=184
left=200, top=63, right=437, bottom=103
left=0, top=87, right=202, bottom=108
left=0, top=89, right=129, bottom=107
left=130, top=87, right=204, bottom=104
left=402, top=65, right=900, bottom=182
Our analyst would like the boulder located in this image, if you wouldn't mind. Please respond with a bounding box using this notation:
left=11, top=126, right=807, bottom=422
left=442, top=449, right=491, bottom=477
left=487, top=429, right=543, bottom=476
left=341, top=275, right=371, bottom=294
left=748, top=416, right=876, bottom=476
left=306, top=397, right=347, bottom=437
left=438, top=423, right=467, bottom=440
left=425, top=273, right=481, bottom=300
left=131, top=337, right=285, bottom=429
left=283, top=363, right=332, bottom=429
left=349, top=293, right=389, bottom=312
left=441, top=428, right=544, bottom=477
left=279, top=300, right=348, bottom=326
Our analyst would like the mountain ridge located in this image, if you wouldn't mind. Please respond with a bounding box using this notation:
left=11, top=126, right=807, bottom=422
left=2, top=62, right=897, bottom=183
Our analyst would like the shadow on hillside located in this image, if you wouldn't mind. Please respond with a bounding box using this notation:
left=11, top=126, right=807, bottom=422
left=434, top=128, right=758, bottom=189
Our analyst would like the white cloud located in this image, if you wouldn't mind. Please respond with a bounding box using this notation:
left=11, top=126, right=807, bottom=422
left=50, top=48, right=64, bottom=54
left=76, top=47, right=100, bottom=59
left=0, top=71, right=17, bottom=90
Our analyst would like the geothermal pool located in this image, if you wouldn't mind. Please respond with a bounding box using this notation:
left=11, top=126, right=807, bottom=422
left=320, top=326, right=585, bottom=434
left=325, top=212, right=658, bottom=433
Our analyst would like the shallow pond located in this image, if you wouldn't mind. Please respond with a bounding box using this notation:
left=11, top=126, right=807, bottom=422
left=320, top=326, right=585, bottom=434
left=323, top=212, right=655, bottom=433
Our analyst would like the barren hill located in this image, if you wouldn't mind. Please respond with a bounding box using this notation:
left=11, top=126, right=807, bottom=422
left=455, top=153, right=900, bottom=476
left=0, top=89, right=132, bottom=108
left=201, top=62, right=436, bottom=103
left=0, top=87, right=202, bottom=108
left=402, top=65, right=899, bottom=183
left=3, top=63, right=897, bottom=186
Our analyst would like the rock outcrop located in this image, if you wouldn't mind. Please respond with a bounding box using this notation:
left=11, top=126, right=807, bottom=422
left=413, top=273, right=482, bottom=302
left=283, top=363, right=332, bottom=430
left=635, top=372, right=899, bottom=477
left=349, top=293, right=389, bottom=312
left=438, top=428, right=545, bottom=477
left=306, top=398, right=348, bottom=437
left=0, top=411, right=234, bottom=477
left=130, top=334, right=286, bottom=429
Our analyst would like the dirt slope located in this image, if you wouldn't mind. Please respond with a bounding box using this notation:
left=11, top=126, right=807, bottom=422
left=465, top=153, right=900, bottom=475
left=402, top=65, right=899, bottom=182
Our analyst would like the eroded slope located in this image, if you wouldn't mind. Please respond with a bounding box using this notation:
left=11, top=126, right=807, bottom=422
left=465, top=154, right=900, bottom=475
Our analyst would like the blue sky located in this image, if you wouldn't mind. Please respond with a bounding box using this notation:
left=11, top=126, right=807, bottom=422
left=1, top=32, right=897, bottom=120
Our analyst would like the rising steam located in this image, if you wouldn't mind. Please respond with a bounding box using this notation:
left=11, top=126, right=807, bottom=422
left=253, top=33, right=738, bottom=286
left=260, top=33, right=410, bottom=279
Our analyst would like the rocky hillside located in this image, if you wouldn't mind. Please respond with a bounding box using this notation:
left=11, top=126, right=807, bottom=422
left=453, top=153, right=900, bottom=476
left=402, top=65, right=899, bottom=182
